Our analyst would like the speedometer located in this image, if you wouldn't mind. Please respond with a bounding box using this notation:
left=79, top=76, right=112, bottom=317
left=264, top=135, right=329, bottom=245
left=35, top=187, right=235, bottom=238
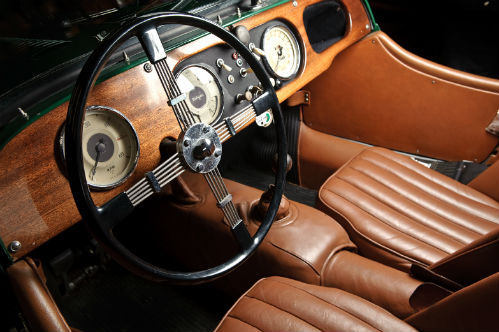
left=176, top=65, right=223, bottom=125
left=261, top=25, right=301, bottom=80
left=60, top=105, right=140, bottom=190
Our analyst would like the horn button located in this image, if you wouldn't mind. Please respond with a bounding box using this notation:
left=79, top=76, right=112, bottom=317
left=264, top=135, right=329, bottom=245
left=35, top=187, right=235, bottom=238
left=178, top=123, right=222, bottom=173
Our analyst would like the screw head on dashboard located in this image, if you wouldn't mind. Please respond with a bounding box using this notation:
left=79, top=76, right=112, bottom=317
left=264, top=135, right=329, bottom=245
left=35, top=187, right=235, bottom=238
left=144, top=63, right=153, bottom=73
left=8, top=240, right=21, bottom=253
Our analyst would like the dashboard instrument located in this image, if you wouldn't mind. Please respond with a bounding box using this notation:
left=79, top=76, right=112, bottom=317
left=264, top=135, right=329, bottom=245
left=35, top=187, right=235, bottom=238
left=176, top=65, right=224, bottom=124
left=261, top=25, right=301, bottom=80
left=60, top=106, right=140, bottom=189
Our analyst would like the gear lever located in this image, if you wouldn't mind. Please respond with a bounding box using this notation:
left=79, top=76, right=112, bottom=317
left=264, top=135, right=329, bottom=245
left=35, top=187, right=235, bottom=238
left=255, top=153, right=292, bottom=221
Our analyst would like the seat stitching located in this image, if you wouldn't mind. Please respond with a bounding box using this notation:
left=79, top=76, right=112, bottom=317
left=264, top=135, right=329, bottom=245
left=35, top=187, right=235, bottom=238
left=269, top=279, right=383, bottom=332
left=369, top=148, right=499, bottom=209
left=338, top=167, right=474, bottom=244
left=323, top=183, right=452, bottom=255
left=226, top=315, right=263, bottom=332
left=360, top=154, right=497, bottom=217
left=243, top=295, right=322, bottom=331
left=360, top=152, right=499, bottom=222
left=353, top=157, right=495, bottom=233
left=318, top=189, right=425, bottom=266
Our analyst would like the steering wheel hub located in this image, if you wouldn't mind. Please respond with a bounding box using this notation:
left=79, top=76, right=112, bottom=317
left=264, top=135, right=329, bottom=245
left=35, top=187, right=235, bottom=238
left=178, top=123, right=222, bottom=173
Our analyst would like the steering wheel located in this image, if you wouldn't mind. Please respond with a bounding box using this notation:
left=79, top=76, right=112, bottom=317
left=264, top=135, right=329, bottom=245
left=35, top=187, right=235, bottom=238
left=65, top=12, right=287, bottom=283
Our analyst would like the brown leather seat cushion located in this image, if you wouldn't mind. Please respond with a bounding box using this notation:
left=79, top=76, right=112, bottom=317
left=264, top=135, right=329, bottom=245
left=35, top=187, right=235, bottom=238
left=317, top=147, right=499, bottom=271
left=215, top=276, right=417, bottom=332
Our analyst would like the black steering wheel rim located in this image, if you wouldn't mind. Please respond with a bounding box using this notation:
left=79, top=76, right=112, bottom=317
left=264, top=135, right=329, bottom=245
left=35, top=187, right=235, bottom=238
left=65, top=12, right=287, bottom=283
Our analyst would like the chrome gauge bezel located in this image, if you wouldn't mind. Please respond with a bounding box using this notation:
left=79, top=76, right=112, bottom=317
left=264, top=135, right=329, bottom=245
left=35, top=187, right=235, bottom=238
left=174, top=64, right=225, bottom=126
left=59, top=105, right=140, bottom=191
left=261, top=24, right=301, bottom=81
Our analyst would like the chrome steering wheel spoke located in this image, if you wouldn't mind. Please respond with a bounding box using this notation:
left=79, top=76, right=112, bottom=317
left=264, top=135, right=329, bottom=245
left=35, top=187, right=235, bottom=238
left=138, top=27, right=197, bottom=131
left=97, top=152, right=186, bottom=229
left=126, top=152, right=186, bottom=206
left=204, top=168, right=252, bottom=249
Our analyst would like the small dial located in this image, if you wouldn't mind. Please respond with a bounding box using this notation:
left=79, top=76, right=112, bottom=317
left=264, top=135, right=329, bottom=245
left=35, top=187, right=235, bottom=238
left=261, top=25, right=301, bottom=80
left=176, top=65, right=223, bottom=125
left=60, top=106, right=140, bottom=190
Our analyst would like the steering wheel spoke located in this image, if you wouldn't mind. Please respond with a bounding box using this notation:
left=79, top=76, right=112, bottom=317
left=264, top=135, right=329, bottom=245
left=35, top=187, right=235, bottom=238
left=139, top=27, right=197, bottom=131
left=204, top=168, right=252, bottom=249
left=214, top=104, right=258, bottom=143
left=126, top=152, right=186, bottom=206
left=95, top=152, right=186, bottom=229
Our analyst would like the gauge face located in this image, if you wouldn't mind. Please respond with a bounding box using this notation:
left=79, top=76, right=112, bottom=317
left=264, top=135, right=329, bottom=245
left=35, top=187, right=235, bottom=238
left=261, top=25, right=301, bottom=80
left=176, top=65, right=223, bottom=125
left=63, top=106, right=140, bottom=190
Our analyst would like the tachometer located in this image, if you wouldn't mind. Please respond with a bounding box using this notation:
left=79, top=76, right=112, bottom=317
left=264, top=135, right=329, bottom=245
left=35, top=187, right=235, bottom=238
left=261, top=25, right=301, bottom=80
left=176, top=65, right=223, bottom=125
left=60, top=105, right=139, bottom=190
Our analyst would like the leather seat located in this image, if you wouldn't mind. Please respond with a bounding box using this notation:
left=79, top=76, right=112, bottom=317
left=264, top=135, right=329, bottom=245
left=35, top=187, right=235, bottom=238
left=317, top=147, right=499, bottom=272
left=215, top=276, right=417, bottom=332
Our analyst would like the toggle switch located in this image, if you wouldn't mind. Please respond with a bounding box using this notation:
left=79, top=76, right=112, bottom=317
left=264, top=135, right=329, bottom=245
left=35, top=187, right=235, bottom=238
left=216, top=58, right=232, bottom=72
left=249, top=43, right=265, bottom=57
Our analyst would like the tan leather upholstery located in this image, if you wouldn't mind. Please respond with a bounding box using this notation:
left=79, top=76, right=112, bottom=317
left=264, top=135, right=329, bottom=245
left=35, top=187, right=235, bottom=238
left=7, top=258, right=71, bottom=332
left=406, top=272, right=499, bottom=332
left=468, top=159, right=499, bottom=201
left=144, top=174, right=356, bottom=294
left=303, top=31, right=499, bottom=162
left=323, top=251, right=451, bottom=318
left=215, top=276, right=417, bottom=332
left=428, top=227, right=499, bottom=286
left=298, top=122, right=367, bottom=189
left=318, top=147, right=499, bottom=272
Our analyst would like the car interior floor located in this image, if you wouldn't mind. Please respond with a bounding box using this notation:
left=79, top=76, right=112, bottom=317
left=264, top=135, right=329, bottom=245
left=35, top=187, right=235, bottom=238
left=51, top=261, right=231, bottom=332
left=31, top=223, right=231, bottom=332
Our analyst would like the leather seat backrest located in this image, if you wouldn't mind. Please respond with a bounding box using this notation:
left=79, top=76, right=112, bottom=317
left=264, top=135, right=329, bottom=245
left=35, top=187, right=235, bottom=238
left=429, top=228, right=499, bottom=286
left=405, top=272, right=499, bottom=332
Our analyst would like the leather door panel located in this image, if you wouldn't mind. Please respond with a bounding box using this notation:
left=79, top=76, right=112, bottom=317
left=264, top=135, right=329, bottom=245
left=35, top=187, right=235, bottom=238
left=303, top=31, right=499, bottom=162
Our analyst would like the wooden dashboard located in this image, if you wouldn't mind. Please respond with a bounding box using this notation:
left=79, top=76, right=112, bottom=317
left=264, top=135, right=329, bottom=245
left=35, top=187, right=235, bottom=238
left=0, top=0, right=370, bottom=259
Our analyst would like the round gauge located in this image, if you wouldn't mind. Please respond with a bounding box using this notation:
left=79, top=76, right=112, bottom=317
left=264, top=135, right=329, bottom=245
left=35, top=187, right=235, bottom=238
left=60, top=106, right=140, bottom=190
left=261, top=25, right=301, bottom=80
left=176, top=65, right=223, bottom=125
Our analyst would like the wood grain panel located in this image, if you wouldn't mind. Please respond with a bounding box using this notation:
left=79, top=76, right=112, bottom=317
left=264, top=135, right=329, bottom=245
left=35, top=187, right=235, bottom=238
left=0, top=0, right=370, bottom=259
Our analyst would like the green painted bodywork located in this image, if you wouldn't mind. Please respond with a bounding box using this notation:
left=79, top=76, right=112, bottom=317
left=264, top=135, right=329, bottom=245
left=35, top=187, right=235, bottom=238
left=362, top=0, right=380, bottom=31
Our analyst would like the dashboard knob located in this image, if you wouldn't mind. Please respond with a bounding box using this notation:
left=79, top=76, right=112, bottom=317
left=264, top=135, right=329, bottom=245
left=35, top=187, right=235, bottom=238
left=216, top=58, right=232, bottom=72
left=235, top=91, right=253, bottom=103
left=232, top=25, right=250, bottom=46
left=248, top=85, right=263, bottom=96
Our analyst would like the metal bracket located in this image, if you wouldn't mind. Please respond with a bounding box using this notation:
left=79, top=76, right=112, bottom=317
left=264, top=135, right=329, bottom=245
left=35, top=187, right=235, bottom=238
left=217, top=194, right=233, bottom=208
left=146, top=171, right=162, bottom=193
left=167, top=93, right=186, bottom=107
left=224, top=118, right=237, bottom=137
left=486, top=110, right=499, bottom=136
